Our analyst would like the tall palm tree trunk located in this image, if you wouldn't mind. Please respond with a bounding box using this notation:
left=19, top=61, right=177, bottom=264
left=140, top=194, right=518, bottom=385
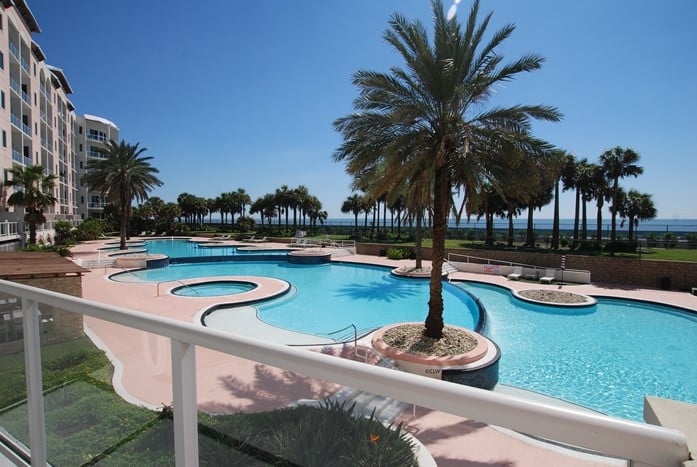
left=551, top=180, right=560, bottom=249
left=596, top=201, right=603, bottom=246
left=525, top=206, right=535, bottom=247
left=425, top=164, right=448, bottom=339
left=414, top=211, right=423, bottom=270
left=573, top=188, right=580, bottom=247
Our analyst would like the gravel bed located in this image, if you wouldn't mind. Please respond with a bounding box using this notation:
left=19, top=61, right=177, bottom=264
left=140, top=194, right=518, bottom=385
left=382, top=323, right=477, bottom=357
left=518, top=289, right=591, bottom=304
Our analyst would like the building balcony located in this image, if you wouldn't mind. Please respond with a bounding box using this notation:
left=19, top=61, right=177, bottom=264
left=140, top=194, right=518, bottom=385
left=86, top=134, right=108, bottom=143
left=0, top=277, right=690, bottom=467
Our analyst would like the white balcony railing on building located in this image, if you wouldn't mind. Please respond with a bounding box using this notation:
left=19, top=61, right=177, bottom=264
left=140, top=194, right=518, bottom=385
left=0, top=279, right=689, bottom=467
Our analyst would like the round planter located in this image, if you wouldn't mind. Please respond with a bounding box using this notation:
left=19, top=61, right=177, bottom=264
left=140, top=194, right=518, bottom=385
left=371, top=322, right=500, bottom=389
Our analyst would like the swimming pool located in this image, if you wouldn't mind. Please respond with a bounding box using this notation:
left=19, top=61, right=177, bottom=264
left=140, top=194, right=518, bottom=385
left=137, top=238, right=289, bottom=258
left=112, top=260, right=481, bottom=335
left=111, top=240, right=697, bottom=421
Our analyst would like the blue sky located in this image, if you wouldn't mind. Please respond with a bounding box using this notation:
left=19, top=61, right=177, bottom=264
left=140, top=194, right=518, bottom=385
left=28, top=1, right=697, bottom=220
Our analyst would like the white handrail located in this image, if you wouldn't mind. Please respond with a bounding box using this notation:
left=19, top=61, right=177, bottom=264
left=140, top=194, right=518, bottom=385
left=0, top=279, right=689, bottom=467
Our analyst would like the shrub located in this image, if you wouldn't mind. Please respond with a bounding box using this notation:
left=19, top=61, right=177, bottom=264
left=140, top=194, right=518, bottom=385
left=74, top=219, right=105, bottom=241
left=686, top=233, right=697, bottom=249
left=663, top=232, right=678, bottom=249
left=236, top=216, right=256, bottom=233
left=54, top=220, right=73, bottom=245
left=386, top=247, right=414, bottom=260
left=604, top=240, right=638, bottom=253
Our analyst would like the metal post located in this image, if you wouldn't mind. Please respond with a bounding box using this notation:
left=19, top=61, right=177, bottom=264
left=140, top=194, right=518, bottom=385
left=559, top=255, right=566, bottom=289
left=171, top=339, right=199, bottom=466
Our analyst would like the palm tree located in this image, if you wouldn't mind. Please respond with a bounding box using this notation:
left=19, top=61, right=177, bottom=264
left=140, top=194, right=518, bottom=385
left=334, top=0, right=560, bottom=338
left=82, top=140, right=162, bottom=249
left=560, top=154, right=579, bottom=247
left=574, top=159, right=594, bottom=241
left=7, top=165, right=57, bottom=245
left=341, top=194, right=363, bottom=237
left=549, top=150, right=569, bottom=249
left=589, top=163, right=609, bottom=246
left=600, top=146, right=643, bottom=241
left=619, top=190, right=657, bottom=241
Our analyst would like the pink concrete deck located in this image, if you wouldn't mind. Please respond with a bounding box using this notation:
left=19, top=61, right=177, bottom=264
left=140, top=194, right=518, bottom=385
left=71, top=237, right=697, bottom=466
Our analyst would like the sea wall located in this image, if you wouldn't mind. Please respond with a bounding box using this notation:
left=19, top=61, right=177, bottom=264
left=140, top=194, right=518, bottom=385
left=357, top=243, right=697, bottom=291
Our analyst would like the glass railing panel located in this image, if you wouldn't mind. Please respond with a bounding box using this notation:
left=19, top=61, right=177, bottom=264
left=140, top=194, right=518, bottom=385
left=9, top=79, right=19, bottom=94
left=0, top=299, right=164, bottom=466
left=0, top=294, right=30, bottom=463
left=8, top=41, right=18, bottom=59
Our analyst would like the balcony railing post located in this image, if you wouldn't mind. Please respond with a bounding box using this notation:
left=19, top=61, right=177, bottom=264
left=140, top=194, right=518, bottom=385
left=22, top=299, right=47, bottom=466
left=170, top=339, right=198, bottom=467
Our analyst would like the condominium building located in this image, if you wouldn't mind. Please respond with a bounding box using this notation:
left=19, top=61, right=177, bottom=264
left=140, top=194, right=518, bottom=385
left=0, top=0, right=117, bottom=246
left=75, top=114, right=119, bottom=220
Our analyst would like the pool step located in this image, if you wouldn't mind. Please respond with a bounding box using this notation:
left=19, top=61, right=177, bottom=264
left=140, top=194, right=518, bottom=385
left=329, top=248, right=355, bottom=257
left=443, top=261, right=459, bottom=275
left=73, top=258, right=116, bottom=269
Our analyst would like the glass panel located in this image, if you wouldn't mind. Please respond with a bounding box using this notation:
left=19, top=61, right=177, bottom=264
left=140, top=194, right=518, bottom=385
left=0, top=293, right=29, bottom=462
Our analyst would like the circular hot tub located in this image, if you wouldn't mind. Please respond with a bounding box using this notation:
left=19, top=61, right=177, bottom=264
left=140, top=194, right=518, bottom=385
left=172, top=280, right=257, bottom=297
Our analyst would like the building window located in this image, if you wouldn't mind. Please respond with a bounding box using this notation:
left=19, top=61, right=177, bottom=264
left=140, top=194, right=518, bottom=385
left=79, top=126, right=82, bottom=134
left=1, top=91, right=4, bottom=109
left=0, top=51, right=3, bottom=70
left=2, top=130, right=6, bottom=147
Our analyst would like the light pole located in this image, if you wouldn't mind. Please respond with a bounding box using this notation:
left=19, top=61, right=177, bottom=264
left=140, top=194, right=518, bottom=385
left=559, top=255, right=566, bottom=289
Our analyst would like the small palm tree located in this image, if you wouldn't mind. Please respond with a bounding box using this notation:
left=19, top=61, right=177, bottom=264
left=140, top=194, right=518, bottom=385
left=82, top=140, right=163, bottom=249
left=619, top=190, right=657, bottom=241
left=7, top=165, right=57, bottom=246
left=341, top=194, right=364, bottom=237
left=600, top=146, right=643, bottom=241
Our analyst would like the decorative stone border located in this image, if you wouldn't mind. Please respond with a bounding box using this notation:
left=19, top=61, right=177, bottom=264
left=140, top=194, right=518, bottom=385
left=287, top=250, right=332, bottom=264
left=115, top=253, right=168, bottom=269
left=512, top=289, right=597, bottom=307
left=370, top=323, right=500, bottom=388
left=391, top=266, right=445, bottom=278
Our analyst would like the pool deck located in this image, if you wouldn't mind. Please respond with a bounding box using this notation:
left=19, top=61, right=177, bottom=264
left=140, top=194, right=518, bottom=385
left=71, top=237, right=697, bottom=466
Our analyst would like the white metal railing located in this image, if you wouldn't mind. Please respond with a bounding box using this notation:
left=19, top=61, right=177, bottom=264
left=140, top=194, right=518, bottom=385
left=0, top=279, right=689, bottom=467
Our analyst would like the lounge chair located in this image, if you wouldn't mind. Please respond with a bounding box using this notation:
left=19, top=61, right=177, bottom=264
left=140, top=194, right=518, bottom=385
left=507, top=266, right=523, bottom=281
left=242, top=235, right=255, bottom=242
left=250, top=236, right=267, bottom=243
left=539, top=268, right=556, bottom=284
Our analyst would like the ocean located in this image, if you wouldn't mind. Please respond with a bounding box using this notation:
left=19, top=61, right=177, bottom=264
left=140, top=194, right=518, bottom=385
left=220, top=217, right=697, bottom=234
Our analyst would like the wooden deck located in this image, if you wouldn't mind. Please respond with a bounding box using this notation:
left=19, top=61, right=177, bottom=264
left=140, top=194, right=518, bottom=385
left=0, top=252, right=86, bottom=279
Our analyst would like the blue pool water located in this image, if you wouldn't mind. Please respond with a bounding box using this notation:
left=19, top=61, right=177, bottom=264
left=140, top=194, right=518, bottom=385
left=454, top=282, right=697, bottom=420
left=138, top=239, right=288, bottom=258
left=113, top=261, right=480, bottom=335
left=111, top=240, right=697, bottom=421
